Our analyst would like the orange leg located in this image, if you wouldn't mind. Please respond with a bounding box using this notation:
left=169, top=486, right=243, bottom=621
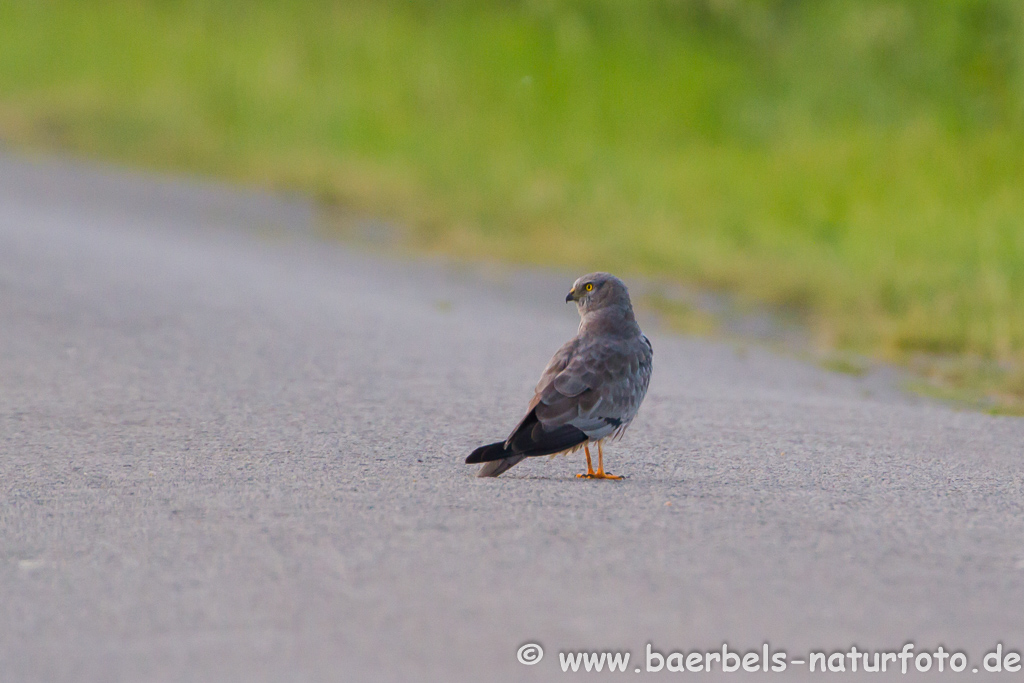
left=594, top=441, right=623, bottom=479
left=576, top=441, right=623, bottom=480
left=576, top=444, right=597, bottom=478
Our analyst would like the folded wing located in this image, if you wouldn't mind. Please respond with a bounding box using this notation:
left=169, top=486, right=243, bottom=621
left=466, top=333, right=652, bottom=466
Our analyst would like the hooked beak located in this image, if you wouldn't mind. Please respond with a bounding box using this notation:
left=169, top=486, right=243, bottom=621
left=565, top=289, right=575, bottom=303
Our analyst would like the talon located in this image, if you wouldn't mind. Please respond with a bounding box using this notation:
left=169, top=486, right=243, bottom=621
left=576, top=470, right=624, bottom=481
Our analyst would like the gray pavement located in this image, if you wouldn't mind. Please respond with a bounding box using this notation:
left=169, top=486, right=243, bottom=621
left=2, top=154, right=1024, bottom=682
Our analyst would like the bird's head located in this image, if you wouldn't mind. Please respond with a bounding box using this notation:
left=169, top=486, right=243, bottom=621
left=565, top=272, right=632, bottom=315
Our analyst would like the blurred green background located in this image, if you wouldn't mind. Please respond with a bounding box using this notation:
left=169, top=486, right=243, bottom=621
left=2, top=0, right=1024, bottom=410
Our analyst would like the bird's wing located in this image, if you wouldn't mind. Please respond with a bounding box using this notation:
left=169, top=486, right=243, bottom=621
left=537, top=333, right=652, bottom=434
left=466, top=339, right=587, bottom=465
left=501, top=338, right=577, bottom=446
left=505, top=332, right=652, bottom=449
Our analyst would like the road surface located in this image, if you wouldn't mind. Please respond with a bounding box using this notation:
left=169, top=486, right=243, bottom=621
left=2, top=154, right=1023, bottom=681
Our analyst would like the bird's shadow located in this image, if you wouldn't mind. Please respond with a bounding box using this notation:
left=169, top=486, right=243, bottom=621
left=481, top=474, right=630, bottom=482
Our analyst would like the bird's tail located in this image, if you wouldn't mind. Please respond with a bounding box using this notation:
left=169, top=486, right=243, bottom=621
left=466, top=415, right=589, bottom=477
left=475, top=455, right=527, bottom=478
left=466, top=441, right=526, bottom=477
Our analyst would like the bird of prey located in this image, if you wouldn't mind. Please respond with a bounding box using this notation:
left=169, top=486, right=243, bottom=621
left=466, top=272, right=652, bottom=479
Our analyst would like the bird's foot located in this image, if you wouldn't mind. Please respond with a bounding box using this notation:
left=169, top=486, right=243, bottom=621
left=576, top=470, right=623, bottom=480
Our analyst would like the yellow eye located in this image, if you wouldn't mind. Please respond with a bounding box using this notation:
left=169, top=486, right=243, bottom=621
left=584, top=283, right=594, bottom=291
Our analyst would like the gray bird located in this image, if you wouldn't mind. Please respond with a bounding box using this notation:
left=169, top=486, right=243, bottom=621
left=466, top=272, right=652, bottom=478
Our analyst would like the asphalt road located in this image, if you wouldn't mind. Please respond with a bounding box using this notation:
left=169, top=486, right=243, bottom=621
left=2, top=154, right=1024, bottom=682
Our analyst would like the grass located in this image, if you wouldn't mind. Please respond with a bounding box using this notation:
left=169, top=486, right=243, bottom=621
left=2, top=0, right=1024, bottom=411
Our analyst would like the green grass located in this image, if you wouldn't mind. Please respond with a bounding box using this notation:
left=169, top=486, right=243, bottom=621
left=2, top=0, right=1024, bottom=410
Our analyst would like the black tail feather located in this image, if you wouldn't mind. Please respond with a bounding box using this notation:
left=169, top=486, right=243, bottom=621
left=466, top=441, right=510, bottom=464
left=466, top=409, right=588, bottom=464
